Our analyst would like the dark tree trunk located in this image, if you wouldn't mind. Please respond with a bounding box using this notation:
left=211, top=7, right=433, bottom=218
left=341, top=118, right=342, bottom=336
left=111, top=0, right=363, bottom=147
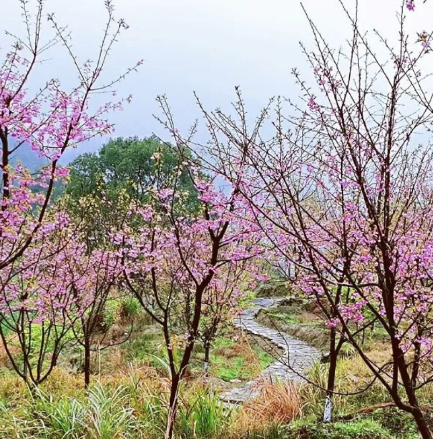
left=323, top=327, right=338, bottom=422
left=394, top=345, right=432, bottom=439
left=203, top=340, right=211, bottom=377
left=165, top=373, right=181, bottom=439
left=412, top=408, right=433, bottom=439
left=84, top=335, right=91, bottom=389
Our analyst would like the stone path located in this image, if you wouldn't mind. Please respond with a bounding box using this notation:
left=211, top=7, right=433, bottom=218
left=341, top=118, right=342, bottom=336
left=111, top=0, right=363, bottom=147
left=221, top=297, right=320, bottom=404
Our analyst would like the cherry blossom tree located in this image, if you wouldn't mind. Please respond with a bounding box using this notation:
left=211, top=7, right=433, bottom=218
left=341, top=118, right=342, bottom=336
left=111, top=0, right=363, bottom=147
left=0, top=0, right=139, bottom=274
left=177, top=1, right=433, bottom=436
left=65, top=240, right=123, bottom=388
left=115, top=119, right=262, bottom=438
left=121, top=192, right=261, bottom=439
left=198, top=258, right=259, bottom=376
left=58, top=191, right=133, bottom=388
left=0, top=212, right=90, bottom=386
left=0, top=0, right=138, bottom=389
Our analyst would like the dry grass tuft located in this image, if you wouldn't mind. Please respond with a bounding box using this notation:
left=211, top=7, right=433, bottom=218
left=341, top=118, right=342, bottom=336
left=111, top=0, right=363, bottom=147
left=231, top=380, right=301, bottom=436
left=214, top=342, right=250, bottom=359
left=0, top=338, right=20, bottom=370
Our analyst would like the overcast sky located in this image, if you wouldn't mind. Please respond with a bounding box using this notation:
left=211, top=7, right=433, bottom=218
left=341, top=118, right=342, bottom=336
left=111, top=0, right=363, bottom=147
left=3, top=0, right=433, bottom=160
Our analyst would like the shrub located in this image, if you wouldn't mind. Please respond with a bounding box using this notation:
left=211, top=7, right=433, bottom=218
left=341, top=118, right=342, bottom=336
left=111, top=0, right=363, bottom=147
left=102, top=300, right=122, bottom=329
left=120, top=297, right=141, bottom=320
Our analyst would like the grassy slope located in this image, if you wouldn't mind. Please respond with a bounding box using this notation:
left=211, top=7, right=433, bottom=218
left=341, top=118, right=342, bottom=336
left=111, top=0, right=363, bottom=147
left=1, top=297, right=432, bottom=438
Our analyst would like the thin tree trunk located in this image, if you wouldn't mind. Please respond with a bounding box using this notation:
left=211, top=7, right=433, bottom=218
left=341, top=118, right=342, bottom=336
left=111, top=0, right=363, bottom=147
left=323, top=327, right=338, bottom=422
left=394, top=345, right=432, bottom=439
left=203, top=340, right=211, bottom=377
left=84, top=335, right=91, bottom=389
left=165, top=374, right=181, bottom=439
left=412, top=407, right=432, bottom=439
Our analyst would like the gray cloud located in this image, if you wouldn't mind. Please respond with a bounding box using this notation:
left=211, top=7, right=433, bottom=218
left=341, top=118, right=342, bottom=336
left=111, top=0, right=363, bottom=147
left=2, top=0, right=432, bottom=159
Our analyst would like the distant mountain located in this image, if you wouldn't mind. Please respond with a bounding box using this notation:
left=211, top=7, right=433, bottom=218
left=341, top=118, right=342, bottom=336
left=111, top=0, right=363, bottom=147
left=2, top=139, right=103, bottom=200
left=10, top=142, right=47, bottom=172
left=8, top=138, right=102, bottom=169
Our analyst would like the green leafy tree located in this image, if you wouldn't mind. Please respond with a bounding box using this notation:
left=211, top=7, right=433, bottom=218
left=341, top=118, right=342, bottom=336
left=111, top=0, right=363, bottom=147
left=66, top=136, right=199, bottom=210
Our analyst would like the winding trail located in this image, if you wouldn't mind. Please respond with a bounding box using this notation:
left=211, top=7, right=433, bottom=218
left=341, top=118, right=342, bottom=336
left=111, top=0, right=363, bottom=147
left=221, top=297, right=320, bottom=404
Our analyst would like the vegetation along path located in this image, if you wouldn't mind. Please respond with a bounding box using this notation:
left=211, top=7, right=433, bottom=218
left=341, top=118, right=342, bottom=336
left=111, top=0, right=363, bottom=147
left=222, top=297, right=320, bottom=404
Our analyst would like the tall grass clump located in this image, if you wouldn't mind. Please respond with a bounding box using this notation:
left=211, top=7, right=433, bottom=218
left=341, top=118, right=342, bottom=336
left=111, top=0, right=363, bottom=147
left=87, top=383, right=137, bottom=439
left=178, top=389, right=234, bottom=438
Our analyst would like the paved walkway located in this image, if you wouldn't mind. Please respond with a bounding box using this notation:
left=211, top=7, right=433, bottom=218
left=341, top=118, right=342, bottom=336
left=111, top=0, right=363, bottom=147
left=221, top=297, right=320, bottom=403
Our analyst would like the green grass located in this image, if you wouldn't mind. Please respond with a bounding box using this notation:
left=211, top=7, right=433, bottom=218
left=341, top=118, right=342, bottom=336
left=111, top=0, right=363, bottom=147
left=124, top=329, right=166, bottom=365
left=123, top=330, right=273, bottom=382
left=4, top=304, right=425, bottom=439
left=266, top=312, right=302, bottom=326
left=0, top=382, right=139, bottom=439
left=206, top=337, right=274, bottom=382
left=213, top=356, right=245, bottom=381
left=178, top=390, right=234, bottom=438
left=285, top=410, right=422, bottom=439
left=0, top=356, right=430, bottom=439
left=286, top=418, right=394, bottom=439
left=368, top=409, right=421, bottom=439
